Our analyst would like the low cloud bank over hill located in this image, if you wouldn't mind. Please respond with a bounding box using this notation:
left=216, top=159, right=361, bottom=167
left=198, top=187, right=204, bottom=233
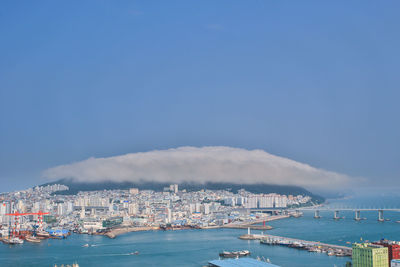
left=43, top=146, right=353, bottom=190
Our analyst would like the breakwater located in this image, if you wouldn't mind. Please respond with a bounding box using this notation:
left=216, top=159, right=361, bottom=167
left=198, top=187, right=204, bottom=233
left=223, top=215, right=289, bottom=230
left=104, top=226, right=160, bottom=238
left=239, top=233, right=352, bottom=257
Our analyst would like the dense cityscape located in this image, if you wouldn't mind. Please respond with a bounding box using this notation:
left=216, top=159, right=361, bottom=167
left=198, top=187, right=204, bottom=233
left=0, top=184, right=311, bottom=240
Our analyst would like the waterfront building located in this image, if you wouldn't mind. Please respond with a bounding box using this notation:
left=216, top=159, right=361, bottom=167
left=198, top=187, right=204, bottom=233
left=208, top=258, right=281, bottom=267
left=392, top=259, right=400, bottom=267
left=245, top=196, right=258, bottom=208
left=166, top=207, right=172, bottom=223
left=258, top=195, right=274, bottom=208
left=82, top=219, right=104, bottom=231
left=274, top=195, right=288, bottom=208
left=352, top=243, right=389, bottom=267
left=373, top=240, right=400, bottom=266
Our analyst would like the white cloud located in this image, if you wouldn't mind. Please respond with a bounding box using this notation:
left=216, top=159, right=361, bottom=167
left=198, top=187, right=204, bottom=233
left=42, top=146, right=353, bottom=190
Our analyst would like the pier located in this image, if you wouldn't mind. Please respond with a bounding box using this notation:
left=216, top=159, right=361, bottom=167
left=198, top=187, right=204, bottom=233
left=239, top=233, right=352, bottom=257
left=223, top=215, right=289, bottom=230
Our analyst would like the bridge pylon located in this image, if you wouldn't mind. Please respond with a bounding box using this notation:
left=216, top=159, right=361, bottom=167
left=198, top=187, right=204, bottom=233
left=354, top=210, right=361, bottom=221
left=334, top=210, right=340, bottom=220
left=314, top=210, right=321, bottom=219
left=378, top=210, right=384, bottom=222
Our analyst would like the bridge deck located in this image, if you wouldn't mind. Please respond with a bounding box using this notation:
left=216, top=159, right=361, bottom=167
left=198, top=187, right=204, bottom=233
left=297, top=208, right=400, bottom=211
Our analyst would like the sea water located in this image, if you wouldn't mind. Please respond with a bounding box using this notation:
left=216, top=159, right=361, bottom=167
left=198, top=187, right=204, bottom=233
left=1, top=194, right=400, bottom=267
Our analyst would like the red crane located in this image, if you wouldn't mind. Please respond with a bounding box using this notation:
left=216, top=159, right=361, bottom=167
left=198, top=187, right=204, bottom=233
left=6, top=211, right=50, bottom=236
left=34, top=211, right=50, bottom=230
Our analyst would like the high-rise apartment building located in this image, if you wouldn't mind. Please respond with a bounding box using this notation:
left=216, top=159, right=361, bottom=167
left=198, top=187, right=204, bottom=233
left=352, top=243, right=389, bottom=267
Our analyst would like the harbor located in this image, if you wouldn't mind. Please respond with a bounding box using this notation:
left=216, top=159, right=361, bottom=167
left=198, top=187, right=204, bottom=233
left=0, top=226, right=70, bottom=245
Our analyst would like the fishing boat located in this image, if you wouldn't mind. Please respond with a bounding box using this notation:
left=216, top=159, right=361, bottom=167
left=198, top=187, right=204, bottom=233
left=260, top=239, right=276, bottom=245
left=335, top=252, right=346, bottom=257
left=238, top=250, right=250, bottom=257
left=3, top=237, right=24, bottom=244
left=219, top=250, right=250, bottom=258
left=25, top=236, right=41, bottom=243
left=36, top=231, right=50, bottom=238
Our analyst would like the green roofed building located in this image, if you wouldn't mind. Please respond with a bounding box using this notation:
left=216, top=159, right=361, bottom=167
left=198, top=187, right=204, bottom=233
left=352, top=243, right=389, bottom=267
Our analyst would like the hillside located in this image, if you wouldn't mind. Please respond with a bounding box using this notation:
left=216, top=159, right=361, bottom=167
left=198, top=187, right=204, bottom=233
left=41, top=178, right=324, bottom=203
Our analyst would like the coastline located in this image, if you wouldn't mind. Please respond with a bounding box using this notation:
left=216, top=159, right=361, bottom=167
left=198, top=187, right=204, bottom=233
left=104, top=226, right=160, bottom=239
left=101, top=214, right=290, bottom=238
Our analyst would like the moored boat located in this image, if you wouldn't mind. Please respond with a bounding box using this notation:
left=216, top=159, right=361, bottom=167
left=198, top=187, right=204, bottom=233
left=25, top=236, right=41, bottom=243
left=2, top=237, right=24, bottom=244
left=36, top=231, right=50, bottom=238
left=219, top=250, right=250, bottom=258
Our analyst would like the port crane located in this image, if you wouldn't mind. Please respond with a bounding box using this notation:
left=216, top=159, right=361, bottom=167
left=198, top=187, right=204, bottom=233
left=6, top=211, right=50, bottom=237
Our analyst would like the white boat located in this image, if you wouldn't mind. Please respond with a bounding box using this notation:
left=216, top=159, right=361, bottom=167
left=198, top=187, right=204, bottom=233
left=3, top=237, right=24, bottom=244
left=36, top=231, right=50, bottom=238
left=25, top=236, right=41, bottom=243
left=219, top=250, right=250, bottom=258
left=82, top=244, right=89, bottom=247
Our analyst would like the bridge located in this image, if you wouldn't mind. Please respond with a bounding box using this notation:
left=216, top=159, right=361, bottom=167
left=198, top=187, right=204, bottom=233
left=236, top=207, right=400, bottom=222
left=295, top=207, right=400, bottom=222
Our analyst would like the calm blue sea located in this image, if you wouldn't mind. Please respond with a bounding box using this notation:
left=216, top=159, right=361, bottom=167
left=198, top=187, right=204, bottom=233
left=2, top=194, right=400, bottom=267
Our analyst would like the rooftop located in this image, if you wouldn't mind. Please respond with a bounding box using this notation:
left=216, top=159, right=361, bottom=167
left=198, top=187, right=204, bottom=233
left=208, top=258, right=281, bottom=267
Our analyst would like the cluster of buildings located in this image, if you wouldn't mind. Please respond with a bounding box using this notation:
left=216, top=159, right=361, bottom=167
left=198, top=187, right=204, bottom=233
left=0, top=183, right=312, bottom=238
left=223, top=189, right=311, bottom=208
left=352, top=241, right=400, bottom=267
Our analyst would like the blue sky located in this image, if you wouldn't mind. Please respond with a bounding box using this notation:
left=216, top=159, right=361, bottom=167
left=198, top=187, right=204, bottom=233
left=1, top=1, right=399, bottom=192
